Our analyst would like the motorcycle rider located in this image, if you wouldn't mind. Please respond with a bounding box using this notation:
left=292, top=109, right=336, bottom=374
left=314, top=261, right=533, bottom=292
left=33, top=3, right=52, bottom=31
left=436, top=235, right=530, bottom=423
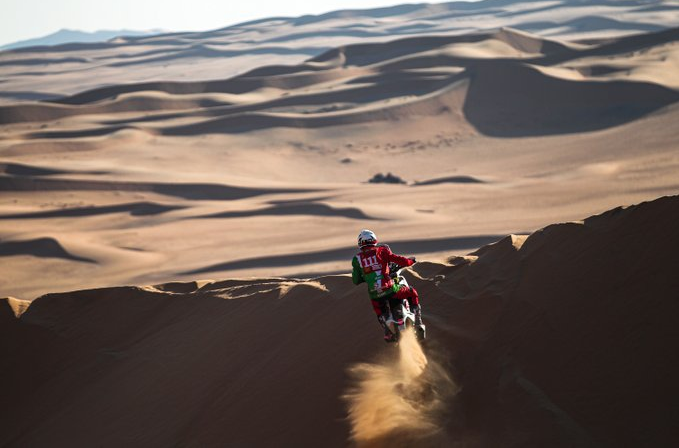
left=351, top=229, right=424, bottom=342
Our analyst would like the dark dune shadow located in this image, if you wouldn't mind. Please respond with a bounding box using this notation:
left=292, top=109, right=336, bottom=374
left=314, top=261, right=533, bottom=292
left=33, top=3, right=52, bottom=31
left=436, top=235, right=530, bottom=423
left=387, top=23, right=440, bottom=33
left=0, top=91, right=61, bottom=101
left=0, top=177, right=315, bottom=201
left=636, top=3, right=679, bottom=13
left=181, top=234, right=506, bottom=275
left=536, top=26, right=679, bottom=65
left=262, top=30, right=383, bottom=45
left=0, top=57, right=88, bottom=67
left=517, top=16, right=665, bottom=34
left=434, top=7, right=507, bottom=21
left=462, top=60, right=679, bottom=137
left=0, top=162, right=70, bottom=176
left=108, top=45, right=323, bottom=68
left=29, top=126, right=133, bottom=139
left=267, top=196, right=334, bottom=205
left=346, top=70, right=459, bottom=85
left=0, top=162, right=107, bottom=176
left=502, top=3, right=562, bottom=18
left=191, top=202, right=380, bottom=221
left=563, top=15, right=665, bottom=33
left=414, top=175, right=485, bottom=186
left=0, top=202, right=186, bottom=220
left=4, top=41, right=125, bottom=54
left=100, top=46, right=192, bottom=61
left=0, top=237, right=95, bottom=263
left=1, top=95, right=230, bottom=126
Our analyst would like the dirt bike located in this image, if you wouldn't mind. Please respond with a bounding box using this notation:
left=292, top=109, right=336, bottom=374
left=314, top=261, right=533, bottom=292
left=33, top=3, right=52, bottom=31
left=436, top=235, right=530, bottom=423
left=384, top=262, right=426, bottom=342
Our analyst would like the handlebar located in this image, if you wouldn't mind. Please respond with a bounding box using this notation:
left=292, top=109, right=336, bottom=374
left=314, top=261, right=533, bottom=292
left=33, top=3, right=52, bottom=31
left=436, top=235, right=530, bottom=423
left=388, top=262, right=402, bottom=279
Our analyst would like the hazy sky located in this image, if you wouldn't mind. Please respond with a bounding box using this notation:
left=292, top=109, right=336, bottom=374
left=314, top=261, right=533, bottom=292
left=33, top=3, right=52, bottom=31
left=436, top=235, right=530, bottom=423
left=0, top=0, right=462, bottom=46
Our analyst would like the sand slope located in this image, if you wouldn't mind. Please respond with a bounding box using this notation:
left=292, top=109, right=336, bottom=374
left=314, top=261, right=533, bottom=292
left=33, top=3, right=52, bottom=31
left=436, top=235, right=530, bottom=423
left=2, top=195, right=678, bottom=447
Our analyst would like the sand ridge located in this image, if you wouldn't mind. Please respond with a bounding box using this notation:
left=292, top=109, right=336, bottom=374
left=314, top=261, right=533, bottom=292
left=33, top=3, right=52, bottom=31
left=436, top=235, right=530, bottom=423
left=2, top=195, right=678, bottom=446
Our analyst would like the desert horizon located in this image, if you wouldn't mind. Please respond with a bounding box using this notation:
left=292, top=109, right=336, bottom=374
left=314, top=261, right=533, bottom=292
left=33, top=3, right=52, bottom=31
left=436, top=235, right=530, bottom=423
left=2, top=0, right=679, bottom=446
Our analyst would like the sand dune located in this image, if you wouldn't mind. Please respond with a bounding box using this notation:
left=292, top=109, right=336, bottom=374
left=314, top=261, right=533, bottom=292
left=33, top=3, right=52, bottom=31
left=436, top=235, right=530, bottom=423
left=1, top=0, right=677, bottom=104
left=3, top=26, right=677, bottom=140
left=0, top=202, right=185, bottom=219
left=0, top=237, right=95, bottom=263
left=2, top=3, right=679, bottom=444
left=2, top=196, right=678, bottom=446
left=2, top=22, right=679, bottom=298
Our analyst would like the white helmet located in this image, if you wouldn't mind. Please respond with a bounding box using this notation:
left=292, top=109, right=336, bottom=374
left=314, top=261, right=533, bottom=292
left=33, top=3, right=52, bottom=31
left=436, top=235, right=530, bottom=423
left=358, top=229, right=377, bottom=248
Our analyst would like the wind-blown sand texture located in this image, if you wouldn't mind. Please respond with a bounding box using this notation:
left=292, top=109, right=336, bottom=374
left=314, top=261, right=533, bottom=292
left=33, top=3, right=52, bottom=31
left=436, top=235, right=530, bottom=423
left=2, top=195, right=678, bottom=447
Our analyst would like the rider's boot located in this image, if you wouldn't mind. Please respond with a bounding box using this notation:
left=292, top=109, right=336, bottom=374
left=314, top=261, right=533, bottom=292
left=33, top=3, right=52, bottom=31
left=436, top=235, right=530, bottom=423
left=378, top=315, right=396, bottom=343
left=413, top=305, right=426, bottom=340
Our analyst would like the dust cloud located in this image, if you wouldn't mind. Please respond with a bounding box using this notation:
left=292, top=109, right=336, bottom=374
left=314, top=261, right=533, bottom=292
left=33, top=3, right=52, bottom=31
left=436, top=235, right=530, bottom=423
left=344, top=331, right=457, bottom=447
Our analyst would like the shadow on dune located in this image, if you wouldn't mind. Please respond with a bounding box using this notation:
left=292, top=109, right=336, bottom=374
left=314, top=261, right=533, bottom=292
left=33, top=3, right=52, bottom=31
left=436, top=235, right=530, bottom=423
left=0, top=162, right=71, bottom=176
left=0, top=162, right=107, bottom=177
left=192, top=202, right=380, bottom=221
left=0, top=90, right=61, bottom=101
left=414, top=175, right=485, bottom=186
left=181, top=234, right=506, bottom=275
left=108, top=45, right=324, bottom=68
left=0, top=176, right=315, bottom=201
left=0, top=202, right=186, bottom=220
left=28, top=126, right=135, bottom=139
left=462, top=60, right=679, bottom=137
left=518, top=16, right=666, bottom=35
left=0, top=57, right=88, bottom=67
left=0, top=237, right=95, bottom=263
left=538, top=26, right=679, bottom=65
left=262, top=29, right=383, bottom=44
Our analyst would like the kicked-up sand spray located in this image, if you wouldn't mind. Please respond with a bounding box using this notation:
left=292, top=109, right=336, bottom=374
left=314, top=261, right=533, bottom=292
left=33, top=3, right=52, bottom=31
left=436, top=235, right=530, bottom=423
left=344, top=330, right=457, bottom=447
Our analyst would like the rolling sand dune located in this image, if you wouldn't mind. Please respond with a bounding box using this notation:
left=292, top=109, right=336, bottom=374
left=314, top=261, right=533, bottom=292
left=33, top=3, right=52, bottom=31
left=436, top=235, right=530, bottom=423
left=0, top=237, right=95, bottom=262
left=3, top=27, right=678, bottom=139
left=1, top=0, right=677, bottom=104
left=2, top=195, right=678, bottom=447
left=2, top=15, right=679, bottom=299
left=2, top=2, right=679, bottom=445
